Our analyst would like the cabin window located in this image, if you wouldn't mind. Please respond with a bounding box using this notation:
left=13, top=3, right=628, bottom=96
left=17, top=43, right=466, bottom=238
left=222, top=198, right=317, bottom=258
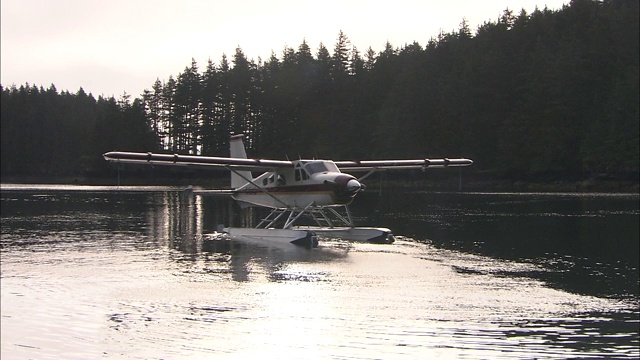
left=263, top=178, right=268, bottom=186
left=295, top=169, right=301, bottom=181
left=302, top=170, right=309, bottom=180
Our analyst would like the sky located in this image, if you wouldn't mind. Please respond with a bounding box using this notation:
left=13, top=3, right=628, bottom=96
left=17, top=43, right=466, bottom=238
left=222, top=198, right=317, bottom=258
left=1, top=0, right=568, bottom=98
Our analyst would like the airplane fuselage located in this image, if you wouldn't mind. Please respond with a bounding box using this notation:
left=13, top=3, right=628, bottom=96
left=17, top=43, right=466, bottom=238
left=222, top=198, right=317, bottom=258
left=233, top=160, right=364, bottom=209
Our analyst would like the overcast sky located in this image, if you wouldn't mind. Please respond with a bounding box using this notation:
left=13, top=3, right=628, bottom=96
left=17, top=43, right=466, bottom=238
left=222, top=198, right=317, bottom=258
left=1, top=0, right=567, bottom=98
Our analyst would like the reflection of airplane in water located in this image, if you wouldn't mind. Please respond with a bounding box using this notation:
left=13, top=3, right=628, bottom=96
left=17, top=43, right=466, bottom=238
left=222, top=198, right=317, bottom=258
left=201, top=234, right=353, bottom=282
left=105, top=134, right=472, bottom=248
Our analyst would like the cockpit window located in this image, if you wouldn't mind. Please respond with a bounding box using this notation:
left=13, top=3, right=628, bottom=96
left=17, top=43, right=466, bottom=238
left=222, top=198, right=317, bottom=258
left=305, top=162, right=328, bottom=174
left=305, top=161, right=339, bottom=174
left=324, top=161, right=339, bottom=172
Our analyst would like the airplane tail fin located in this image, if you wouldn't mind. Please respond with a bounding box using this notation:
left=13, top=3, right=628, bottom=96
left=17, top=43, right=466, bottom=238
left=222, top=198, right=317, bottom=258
left=230, top=134, right=252, bottom=189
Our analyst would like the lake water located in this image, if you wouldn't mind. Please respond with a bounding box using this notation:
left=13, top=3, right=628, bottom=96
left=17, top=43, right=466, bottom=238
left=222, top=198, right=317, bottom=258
left=1, top=184, right=638, bottom=359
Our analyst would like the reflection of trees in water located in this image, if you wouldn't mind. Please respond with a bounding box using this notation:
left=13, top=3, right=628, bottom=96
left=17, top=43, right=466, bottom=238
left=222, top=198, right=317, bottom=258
left=146, top=192, right=269, bottom=253
left=203, top=196, right=271, bottom=229
left=146, top=191, right=203, bottom=252
left=144, top=191, right=350, bottom=282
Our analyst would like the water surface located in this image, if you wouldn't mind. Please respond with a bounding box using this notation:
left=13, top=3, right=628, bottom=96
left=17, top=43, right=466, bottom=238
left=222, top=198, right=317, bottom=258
left=1, top=185, right=638, bottom=359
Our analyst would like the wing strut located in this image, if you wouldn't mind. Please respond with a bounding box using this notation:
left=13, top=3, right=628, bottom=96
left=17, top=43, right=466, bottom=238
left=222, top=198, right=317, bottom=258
left=284, top=202, right=316, bottom=229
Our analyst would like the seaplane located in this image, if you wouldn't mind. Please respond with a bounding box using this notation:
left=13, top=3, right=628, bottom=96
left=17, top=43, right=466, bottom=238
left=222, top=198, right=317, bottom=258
left=103, top=134, right=472, bottom=248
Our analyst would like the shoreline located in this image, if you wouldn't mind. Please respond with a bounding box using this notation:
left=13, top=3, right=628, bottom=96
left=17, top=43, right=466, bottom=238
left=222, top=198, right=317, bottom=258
left=1, top=175, right=637, bottom=194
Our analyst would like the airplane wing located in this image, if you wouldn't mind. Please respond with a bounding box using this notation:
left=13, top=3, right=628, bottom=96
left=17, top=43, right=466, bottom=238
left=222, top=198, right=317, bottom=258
left=103, top=151, right=294, bottom=172
left=104, top=152, right=473, bottom=172
left=334, top=158, right=473, bottom=171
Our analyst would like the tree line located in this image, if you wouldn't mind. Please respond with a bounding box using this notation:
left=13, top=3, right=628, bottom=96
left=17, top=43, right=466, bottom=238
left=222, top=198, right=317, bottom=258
left=1, top=0, right=638, bottom=182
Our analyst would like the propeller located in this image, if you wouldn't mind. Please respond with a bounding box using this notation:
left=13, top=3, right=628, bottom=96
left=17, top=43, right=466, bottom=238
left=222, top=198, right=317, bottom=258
left=325, top=177, right=365, bottom=195
left=323, top=175, right=365, bottom=204
left=346, top=179, right=365, bottom=194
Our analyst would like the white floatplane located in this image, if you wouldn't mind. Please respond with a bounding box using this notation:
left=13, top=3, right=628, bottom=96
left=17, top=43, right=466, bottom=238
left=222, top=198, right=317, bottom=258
left=103, top=134, right=472, bottom=248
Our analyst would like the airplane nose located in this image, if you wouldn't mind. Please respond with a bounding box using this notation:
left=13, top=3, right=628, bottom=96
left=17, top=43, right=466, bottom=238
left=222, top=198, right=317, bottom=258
left=346, top=179, right=364, bottom=194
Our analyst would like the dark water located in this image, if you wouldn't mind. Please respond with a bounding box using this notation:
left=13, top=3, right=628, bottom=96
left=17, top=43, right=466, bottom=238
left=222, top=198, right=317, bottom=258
left=1, top=184, right=638, bottom=359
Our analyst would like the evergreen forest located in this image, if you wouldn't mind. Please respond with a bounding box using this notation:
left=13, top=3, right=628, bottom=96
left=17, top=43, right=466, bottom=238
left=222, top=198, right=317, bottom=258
left=1, top=0, right=638, bottom=185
